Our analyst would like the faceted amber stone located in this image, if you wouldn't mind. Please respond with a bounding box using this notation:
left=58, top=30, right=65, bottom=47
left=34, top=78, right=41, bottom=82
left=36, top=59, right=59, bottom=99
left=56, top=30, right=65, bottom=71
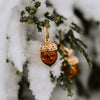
left=41, top=50, right=57, bottom=66
left=62, top=64, right=79, bottom=78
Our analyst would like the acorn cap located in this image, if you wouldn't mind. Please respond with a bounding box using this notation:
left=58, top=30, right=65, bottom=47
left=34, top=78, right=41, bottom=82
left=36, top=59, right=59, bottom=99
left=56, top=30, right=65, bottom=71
left=40, top=41, right=57, bottom=52
left=64, top=56, right=79, bottom=65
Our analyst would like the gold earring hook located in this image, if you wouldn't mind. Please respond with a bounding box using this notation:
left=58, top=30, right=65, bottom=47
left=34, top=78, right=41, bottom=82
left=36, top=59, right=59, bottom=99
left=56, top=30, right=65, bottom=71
left=43, top=27, right=49, bottom=42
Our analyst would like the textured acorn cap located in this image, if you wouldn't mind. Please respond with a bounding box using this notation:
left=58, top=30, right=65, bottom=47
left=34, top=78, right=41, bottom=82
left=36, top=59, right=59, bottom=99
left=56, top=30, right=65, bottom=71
left=40, top=41, right=57, bottom=52
left=64, top=56, right=79, bottom=65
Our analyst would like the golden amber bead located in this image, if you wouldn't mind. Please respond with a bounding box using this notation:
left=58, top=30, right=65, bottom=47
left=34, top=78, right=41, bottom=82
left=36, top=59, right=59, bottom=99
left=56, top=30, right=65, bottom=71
left=41, top=50, right=57, bottom=66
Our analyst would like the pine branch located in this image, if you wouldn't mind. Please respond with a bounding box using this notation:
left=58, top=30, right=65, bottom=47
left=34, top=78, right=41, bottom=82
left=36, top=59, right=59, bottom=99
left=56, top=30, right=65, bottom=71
left=63, top=30, right=92, bottom=67
left=70, top=22, right=83, bottom=34
left=50, top=71, right=73, bottom=96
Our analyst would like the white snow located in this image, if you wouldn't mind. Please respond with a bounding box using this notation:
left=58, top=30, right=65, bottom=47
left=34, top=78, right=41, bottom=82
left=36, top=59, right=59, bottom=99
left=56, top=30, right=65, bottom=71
left=27, top=41, right=61, bottom=100
left=0, top=19, right=20, bottom=100
left=0, top=0, right=25, bottom=100
left=7, top=10, right=26, bottom=72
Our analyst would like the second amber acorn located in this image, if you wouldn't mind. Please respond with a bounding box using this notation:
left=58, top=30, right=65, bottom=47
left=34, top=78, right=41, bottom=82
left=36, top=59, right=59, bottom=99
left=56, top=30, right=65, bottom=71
left=62, top=56, right=79, bottom=78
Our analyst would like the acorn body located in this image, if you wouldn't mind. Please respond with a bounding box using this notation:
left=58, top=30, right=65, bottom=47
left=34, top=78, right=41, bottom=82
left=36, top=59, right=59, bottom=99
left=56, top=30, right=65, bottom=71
left=62, top=56, right=79, bottom=78
left=40, top=41, right=57, bottom=66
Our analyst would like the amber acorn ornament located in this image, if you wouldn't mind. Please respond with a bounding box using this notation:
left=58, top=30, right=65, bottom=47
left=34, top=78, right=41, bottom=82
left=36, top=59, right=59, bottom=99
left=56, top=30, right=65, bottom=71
left=40, top=27, right=58, bottom=66
left=61, top=45, right=79, bottom=78
left=59, top=31, right=79, bottom=78
left=63, top=56, right=79, bottom=78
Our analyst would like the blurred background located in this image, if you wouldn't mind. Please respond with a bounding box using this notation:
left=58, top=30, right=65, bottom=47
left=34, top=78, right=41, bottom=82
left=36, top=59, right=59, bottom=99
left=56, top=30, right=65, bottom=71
left=0, top=0, right=100, bottom=100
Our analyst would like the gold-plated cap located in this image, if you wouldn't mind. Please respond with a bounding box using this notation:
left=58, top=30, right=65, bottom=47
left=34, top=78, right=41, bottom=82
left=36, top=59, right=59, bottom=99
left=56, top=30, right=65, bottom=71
left=40, top=41, right=57, bottom=52
left=64, top=56, right=79, bottom=65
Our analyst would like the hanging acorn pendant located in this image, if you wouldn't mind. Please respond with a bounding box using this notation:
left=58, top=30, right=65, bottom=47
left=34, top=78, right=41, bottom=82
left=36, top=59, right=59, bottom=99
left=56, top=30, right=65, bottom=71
left=59, top=31, right=79, bottom=78
left=40, top=27, right=58, bottom=66
left=62, top=56, right=79, bottom=78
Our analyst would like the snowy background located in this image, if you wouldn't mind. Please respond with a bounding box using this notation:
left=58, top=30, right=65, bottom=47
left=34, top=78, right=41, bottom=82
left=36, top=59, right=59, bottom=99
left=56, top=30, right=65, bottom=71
left=0, top=0, right=100, bottom=100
